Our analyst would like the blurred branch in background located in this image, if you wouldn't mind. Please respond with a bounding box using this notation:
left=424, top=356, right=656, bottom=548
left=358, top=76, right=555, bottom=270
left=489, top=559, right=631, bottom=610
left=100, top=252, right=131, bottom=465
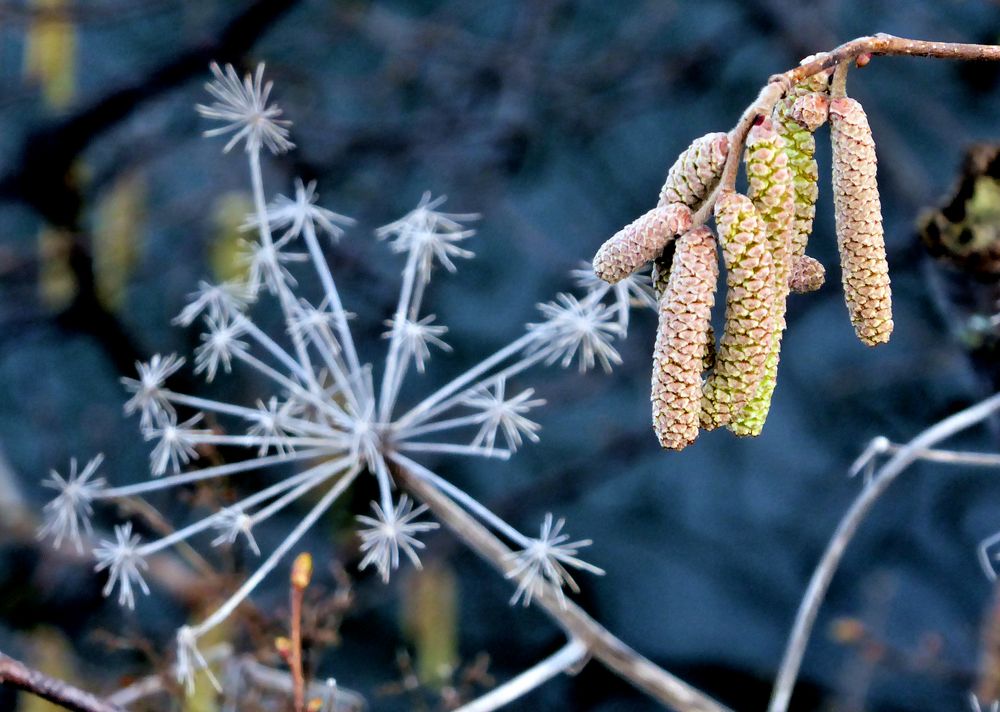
left=0, top=651, right=124, bottom=712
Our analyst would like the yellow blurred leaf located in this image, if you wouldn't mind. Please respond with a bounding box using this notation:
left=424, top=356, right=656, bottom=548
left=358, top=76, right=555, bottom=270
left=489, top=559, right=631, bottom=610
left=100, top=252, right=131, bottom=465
left=402, top=560, right=458, bottom=687
left=210, top=192, right=254, bottom=284
left=24, top=0, right=76, bottom=109
left=94, top=171, right=146, bottom=311
left=37, top=226, right=75, bottom=310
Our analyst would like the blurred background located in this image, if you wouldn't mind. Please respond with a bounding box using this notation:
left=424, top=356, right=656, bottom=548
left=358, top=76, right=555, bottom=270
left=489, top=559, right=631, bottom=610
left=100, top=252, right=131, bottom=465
left=2, top=0, right=1000, bottom=710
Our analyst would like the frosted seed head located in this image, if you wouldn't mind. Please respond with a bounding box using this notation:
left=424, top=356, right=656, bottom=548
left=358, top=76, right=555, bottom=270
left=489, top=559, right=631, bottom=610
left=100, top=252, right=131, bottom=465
left=503, top=513, right=604, bottom=609
left=196, top=62, right=293, bottom=155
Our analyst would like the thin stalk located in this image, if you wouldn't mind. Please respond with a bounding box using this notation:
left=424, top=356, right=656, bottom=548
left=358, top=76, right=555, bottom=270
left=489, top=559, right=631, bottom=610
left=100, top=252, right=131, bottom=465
left=190, top=466, right=361, bottom=639
left=453, top=638, right=587, bottom=712
left=768, top=392, right=1000, bottom=712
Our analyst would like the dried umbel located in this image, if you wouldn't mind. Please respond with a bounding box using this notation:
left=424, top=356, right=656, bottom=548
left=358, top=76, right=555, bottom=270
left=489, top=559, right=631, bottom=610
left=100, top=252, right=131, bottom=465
left=830, top=96, right=893, bottom=346
left=729, top=119, right=795, bottom=436
left=651, top=227, right=718, bottom=450
left=701, top=192, right=774, bottom=429
left=788, top=254, right=826, bottom=293
left=593, top=203, right=693, bottom=284
left=658, top=132, right=730, bottom=209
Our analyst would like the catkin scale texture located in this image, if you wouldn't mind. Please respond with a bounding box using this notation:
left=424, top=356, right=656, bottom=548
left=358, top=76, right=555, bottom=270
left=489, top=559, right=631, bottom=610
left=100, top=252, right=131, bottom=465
left=729, top=120, right=795, bottom=437
left=774, top=88, right=828, bottom=261
left=700, top=192, right=774, bottom=430
left=788, top=254, right=826, bottom=293
left=593, top=204, right=693, bottom=284
left=652, top=227, right=718, bottom=450
left=658, top=132, right=730, bottom=209
left=829, top=96, right=893, bottom=346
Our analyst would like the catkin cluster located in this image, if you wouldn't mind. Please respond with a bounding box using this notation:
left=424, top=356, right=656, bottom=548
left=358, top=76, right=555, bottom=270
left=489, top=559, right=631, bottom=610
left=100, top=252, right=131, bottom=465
left=591, top=60, right=893, bottom=450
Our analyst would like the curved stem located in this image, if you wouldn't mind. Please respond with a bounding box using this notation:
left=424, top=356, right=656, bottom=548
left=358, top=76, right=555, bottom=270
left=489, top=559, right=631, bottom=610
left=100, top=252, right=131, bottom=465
left=392, top=461, right=731, bottom=712
left=453, top=638, right=587, bottom=712
left=768, top=392, right=1000, bottom=712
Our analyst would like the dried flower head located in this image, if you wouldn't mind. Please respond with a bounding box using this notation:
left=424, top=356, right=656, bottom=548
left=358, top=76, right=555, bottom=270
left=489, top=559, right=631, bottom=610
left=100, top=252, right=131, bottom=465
left=701, top=192, right=774, bottom=429
left=592, top=204, right=692, bottom=284
left=829, top=96, right=893, bottom=346
left=196, top=62, right=293, bottom=155
left=657, top=132, right=730, bottom=209
left=651, top=227, right=718, bottom=450
left=504, top=513, right=605, bottom=608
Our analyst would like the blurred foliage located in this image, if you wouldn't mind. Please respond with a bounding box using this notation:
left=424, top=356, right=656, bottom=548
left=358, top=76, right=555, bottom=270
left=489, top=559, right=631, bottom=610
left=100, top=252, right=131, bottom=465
left=93, top=170, right=145, bottom=311
left=23, top=0, right=76, bottom=109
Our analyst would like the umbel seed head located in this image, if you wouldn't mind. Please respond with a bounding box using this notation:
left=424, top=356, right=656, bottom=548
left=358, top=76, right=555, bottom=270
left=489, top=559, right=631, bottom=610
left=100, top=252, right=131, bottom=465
left=651, top=226, right=718, bottom=450
left=701, top=192, right=774, bottom=430
left=658, top=132, right=730, bottom=209
left=829, top=96, right=893, bottom=346
left=593, top=203, right=692, bottom=284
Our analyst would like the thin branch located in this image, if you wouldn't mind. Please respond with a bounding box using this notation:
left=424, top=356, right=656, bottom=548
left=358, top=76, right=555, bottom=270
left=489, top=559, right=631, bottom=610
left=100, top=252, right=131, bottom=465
left=453, top=638, right=588, bottom=712
left=691, top=34, right=1000, bottom=229
left=391, top=461, right=731, bottom=712
left=768, top=392, right=1000, bottom=712
left=0, top=652, right=124, bottom=712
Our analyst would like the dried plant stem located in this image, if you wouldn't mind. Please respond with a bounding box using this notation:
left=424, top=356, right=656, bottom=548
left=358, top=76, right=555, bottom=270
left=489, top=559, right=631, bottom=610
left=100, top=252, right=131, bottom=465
left=391, top=461, right=731, bottom=712
left=454, top=638, right=587, bottom=712
left=768, top=392, right=1000, bottom=712
left=691, top=34, right=1000, bottom=228
left=0, top=652, right=124, bottom=712
left=290, top=580, right=306, bottom=712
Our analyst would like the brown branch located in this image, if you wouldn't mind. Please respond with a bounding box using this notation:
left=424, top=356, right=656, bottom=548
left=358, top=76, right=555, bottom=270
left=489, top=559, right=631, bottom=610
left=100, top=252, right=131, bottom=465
left=390, top=458, right=731, bottom=712
left=691, top=34, right=1000, bottom=229
left=0, top=652, right=124, bottom=712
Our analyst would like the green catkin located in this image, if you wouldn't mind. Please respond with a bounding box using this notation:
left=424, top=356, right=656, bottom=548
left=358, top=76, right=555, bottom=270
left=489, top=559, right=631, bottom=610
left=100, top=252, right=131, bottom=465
left=651, top=227, right=718, bottom=450
left=829, top=96, right=893, bottom=346
left=658, top=132, right=730, bottom=210
left=729, top=118, right=795, bottom=437
left=773, top=68, right=830, bottom=263
left=700, top=192, right=774, bottom=430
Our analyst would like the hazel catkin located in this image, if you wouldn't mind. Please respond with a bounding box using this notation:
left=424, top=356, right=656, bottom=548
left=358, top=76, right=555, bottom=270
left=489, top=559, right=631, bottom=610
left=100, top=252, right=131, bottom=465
left=593, top=203, right=693, bottom=284
left=829, top=96, right=893, bottom=346
left=700, top=192, right=774, bottom=430
left=658, top=132, right=730, bottom=210
left=651, top=226, right=718, bottom=450
left=788, top=254, right=826, bottom=293
left=729, top=119, right=795, bottom=437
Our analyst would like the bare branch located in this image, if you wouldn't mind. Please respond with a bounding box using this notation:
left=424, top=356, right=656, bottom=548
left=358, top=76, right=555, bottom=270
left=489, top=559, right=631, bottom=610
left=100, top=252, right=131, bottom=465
left=0, top=652, right=124, bottom=712
left=391, top=461, right=731, bottom=712
left=768, top=392, right=1000, bottom=712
